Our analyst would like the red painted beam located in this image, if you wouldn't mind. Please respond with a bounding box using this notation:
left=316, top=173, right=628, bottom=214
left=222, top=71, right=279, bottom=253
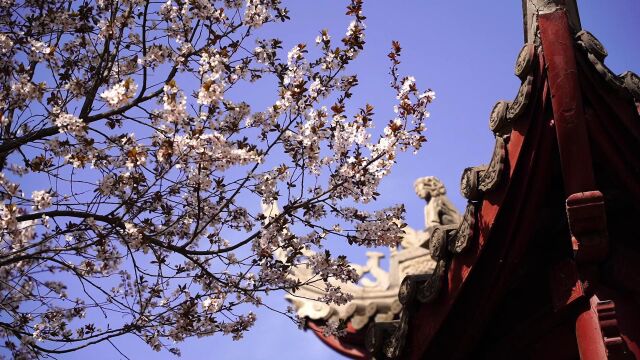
left=576, top=296, right=609, bottom=360
left=539, top=10, right=596, bottom=195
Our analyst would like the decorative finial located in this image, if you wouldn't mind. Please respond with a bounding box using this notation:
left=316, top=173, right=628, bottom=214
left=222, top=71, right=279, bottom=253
left=522, top=0, right=582, bottom=43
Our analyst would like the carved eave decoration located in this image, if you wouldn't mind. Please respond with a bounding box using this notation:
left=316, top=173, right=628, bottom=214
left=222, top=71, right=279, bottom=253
left=574, top=29, right=640, bottom=107
left=488, top=100, right=510, bottom=137
left=478, top=136, right=507, bottom=192
left=366, top=2, right=640, bottom=359
left=286, top=250, right=409, bottom=332
left=621, top=71, right=640, bottom=102
left=460, top=165, right=486, bottom=201
left=449, top=203, right=477, bottom=254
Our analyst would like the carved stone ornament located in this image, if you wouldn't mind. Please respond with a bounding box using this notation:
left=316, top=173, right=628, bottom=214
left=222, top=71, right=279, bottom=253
left=414, top=176, right=462, bottom=229
left=489, top=100, right=511, bottom=136
left=286, top=246, right=411, bottom=330
left=398, top=249, right=437, bottom=280
left=586, top=52, right=624, bottom=92
left=383, top=318, right=406, bottom=360
left=576, top=30, right=607, bottom=61
left=620, top=71, right=640, bottom=100
left=515, top=43, right=536, bottom=80
left=429, top=224, right=457, bottom=261
left=365, top=323, right=378, bottom=357
left=478, top=136, right=507, bottom=192
left=417, top=259, right=448, bottom=303
left=507, top=75, right=534, bottom=121
left=351, top=302, right=381, bottom=330
left=460, top=165, right=487, bottom=201
left=365, top=321, right=398, bottom=358
left=449, top=202, right=477, bottom=254
left=378, top=272, right=437, bottom=360
left=390, top=299, right=403, bottom=314
left=398, top=273, right=430, bottom=306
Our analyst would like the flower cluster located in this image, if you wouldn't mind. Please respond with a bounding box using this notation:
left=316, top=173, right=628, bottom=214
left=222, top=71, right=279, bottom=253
left=31, top=190, right=52, bottom=211
left=0, top=33, right=12, bottom=55
left=54, top=113, right=86, bottom=136
left=100, top=78, right=138, bottom=108
left=243, top=0, right=270, bottom=28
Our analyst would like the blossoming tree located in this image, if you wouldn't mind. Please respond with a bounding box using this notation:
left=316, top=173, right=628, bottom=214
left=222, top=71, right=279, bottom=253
left=0, top=0, right=433, bottom=357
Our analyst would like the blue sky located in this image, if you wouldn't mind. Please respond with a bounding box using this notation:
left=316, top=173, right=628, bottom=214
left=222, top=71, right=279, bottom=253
left=45, top=1, right=640, bottom=359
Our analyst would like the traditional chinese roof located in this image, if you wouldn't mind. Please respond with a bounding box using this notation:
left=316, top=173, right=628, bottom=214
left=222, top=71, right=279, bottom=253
left=367, top=1, right=640, bottom=359
left=288, top=246, right=432, bottom=359
left=281, top=177, right=460, bottom=359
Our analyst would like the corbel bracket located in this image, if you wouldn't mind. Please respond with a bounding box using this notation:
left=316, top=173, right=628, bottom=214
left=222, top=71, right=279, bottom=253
left=566, top=191, right=609, bottom=263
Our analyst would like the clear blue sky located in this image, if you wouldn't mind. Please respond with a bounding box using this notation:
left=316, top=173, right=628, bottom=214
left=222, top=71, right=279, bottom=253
left=57, top=1, right=639, bottom=359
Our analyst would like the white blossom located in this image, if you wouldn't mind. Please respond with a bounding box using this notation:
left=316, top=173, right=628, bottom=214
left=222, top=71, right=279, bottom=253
left=54, top=113, right=86, bottom=136
left=31, top=190, right=52, bottom=211
left=315, top=30, right=330, bottom=45
left=139, top=45, right=169, bottom=68
left=100, top=78, right=137, bottom=108
left=243, top=0, right=269, bottom=28
left=201, top=296, right=222, bottom=312
left=197, top=75, right=225, bottom=105
left=420, top=90, right=436, bottom=102
left=29, top=39, right=53, bottom=61
left=0, top=33, right=12, bottom=54
left=397, top=76, right=416, bottom=99
left=0, top=202, right=18, bottom=232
